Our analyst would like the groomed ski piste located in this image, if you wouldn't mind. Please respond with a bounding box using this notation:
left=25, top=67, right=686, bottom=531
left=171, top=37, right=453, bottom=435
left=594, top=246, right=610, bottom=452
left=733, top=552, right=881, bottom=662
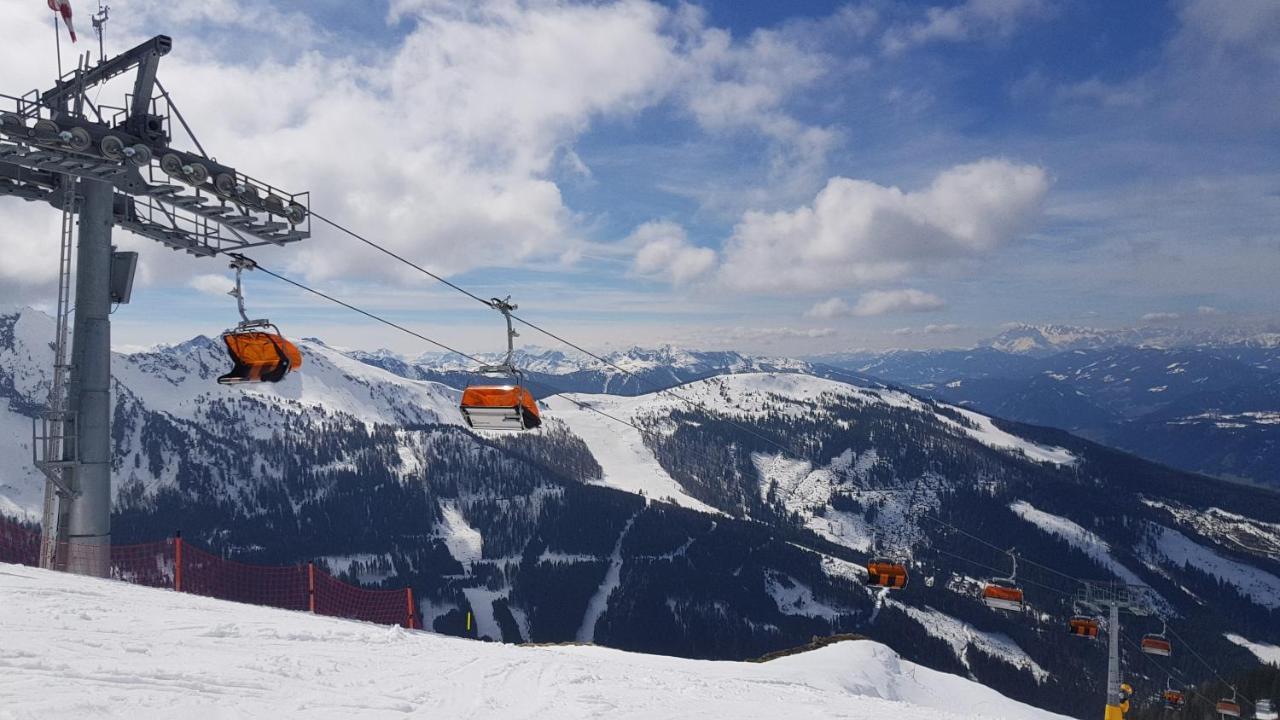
left=0, top=563, right=1071, bottom=720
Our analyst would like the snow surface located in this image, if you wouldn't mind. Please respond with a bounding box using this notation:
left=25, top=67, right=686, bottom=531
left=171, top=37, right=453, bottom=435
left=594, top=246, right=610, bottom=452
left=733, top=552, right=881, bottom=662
left=0, top=563, right=1070, bottom=720
left=435, top=501, right=484, bottom=566
left=1141, top=524, right=1280, bottom=610
left=886, top=600, right=1049, bottom=684
left=1225, top=633, right=1280, bottom=667
left=1008, top=501, right=1161, bottom=608
left=540, top=394, right=721, bottom=514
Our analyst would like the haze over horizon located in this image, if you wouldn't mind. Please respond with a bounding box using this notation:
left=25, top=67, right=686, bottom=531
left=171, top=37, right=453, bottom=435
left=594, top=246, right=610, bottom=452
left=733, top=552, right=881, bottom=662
left=1, top=0, right=1276, bottom=355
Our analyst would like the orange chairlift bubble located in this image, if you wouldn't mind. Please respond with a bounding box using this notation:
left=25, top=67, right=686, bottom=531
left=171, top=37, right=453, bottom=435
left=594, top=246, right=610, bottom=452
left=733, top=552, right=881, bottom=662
left=981, top=550, right=1026, bottom=613
left=1141, top=618, right=1173, bottom=657
left=865, top=557, right=909, bottom=590
left=459, top=296, right=541, bottom=431
left=217, top=255, right=302, bottom=385
left=1068, top=614, right=1100, bottom=639
left=1217, top=690, right=1242, bottom=718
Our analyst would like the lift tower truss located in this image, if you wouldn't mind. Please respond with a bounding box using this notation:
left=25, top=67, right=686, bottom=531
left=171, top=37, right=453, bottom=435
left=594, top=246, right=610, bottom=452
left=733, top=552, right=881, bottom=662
left=1075, top=582, right=1159, bottom=720
left=0, top=35, right=311, bottom=576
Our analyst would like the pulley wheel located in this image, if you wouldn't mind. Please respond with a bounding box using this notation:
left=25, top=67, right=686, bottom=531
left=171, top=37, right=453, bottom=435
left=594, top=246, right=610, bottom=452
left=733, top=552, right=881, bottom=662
left=285, top=203, right=307, bottom=225
left=67, top=127, right=92, bottom=152
left=214, top=173, right=237, bottom=196
left=100, top=135, right=125, bottom=161
left=128, top=144, right=152, bottom=167
left=185, top=162, right=209, bottom=186
left=161, top=153, right=183, bottom=177
left=32, top=118, right=59, bottom=140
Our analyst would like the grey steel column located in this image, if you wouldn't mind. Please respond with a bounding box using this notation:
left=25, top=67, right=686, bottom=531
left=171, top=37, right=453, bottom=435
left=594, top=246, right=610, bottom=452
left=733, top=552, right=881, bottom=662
left=63, top=179, right=113, bottom=577
left=1106, top=601, right=1121, bottom=708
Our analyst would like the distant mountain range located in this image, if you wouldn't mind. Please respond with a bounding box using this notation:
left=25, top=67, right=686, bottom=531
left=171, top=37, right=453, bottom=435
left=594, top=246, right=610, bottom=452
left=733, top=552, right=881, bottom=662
left=816, top=326, right=1280, bottom=489
left=3, top=307, right=1279, bottom=718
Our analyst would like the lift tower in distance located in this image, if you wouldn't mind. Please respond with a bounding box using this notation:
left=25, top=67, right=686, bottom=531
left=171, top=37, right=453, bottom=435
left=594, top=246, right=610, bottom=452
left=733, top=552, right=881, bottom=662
left=0, top=35, right=311, bottom=577
left=1075, top=582, right=1158, bottom=720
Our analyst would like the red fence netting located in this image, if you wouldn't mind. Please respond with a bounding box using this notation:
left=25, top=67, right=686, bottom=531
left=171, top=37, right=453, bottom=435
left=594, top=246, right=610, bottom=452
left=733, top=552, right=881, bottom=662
left=0, top=516, right=417, bottom=629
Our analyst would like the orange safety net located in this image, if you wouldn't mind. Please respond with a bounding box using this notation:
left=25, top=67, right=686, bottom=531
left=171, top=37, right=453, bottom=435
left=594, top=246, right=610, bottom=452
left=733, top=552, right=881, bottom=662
left=0, top=515, right=418, bottom=629
left=219, top=331, right=303, bottom=384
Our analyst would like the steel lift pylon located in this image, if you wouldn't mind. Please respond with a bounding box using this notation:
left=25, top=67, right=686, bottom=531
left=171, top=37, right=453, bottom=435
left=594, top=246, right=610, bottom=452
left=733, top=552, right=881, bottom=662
left=1074, top=582, right=1159, bottom=720
left=0, top=35, right=311, bottom=576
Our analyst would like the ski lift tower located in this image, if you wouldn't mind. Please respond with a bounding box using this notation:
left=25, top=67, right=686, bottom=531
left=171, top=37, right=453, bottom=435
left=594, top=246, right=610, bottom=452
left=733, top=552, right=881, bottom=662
left=0, top=35, right=310, bottom=577
left=1076, top=582, right=1159, bottom=720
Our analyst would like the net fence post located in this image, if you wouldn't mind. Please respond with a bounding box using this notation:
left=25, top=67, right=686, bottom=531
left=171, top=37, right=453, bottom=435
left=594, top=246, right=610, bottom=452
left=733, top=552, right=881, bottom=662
left=307, top=561, right=316, bottom=614
left=173, top=531, right=183, bottom=592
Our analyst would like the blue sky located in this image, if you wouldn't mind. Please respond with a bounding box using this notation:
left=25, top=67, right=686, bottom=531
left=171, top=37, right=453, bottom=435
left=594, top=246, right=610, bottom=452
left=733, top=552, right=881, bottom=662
left=0, top=0, right=1277, bottom=356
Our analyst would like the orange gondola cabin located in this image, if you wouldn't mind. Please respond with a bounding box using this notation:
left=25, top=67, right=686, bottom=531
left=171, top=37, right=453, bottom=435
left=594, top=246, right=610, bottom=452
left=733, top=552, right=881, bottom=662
left=217, top=257, right=302, bottom=386
left=866, top=559, right=908, bottom=589
left=1217, top=699, right=1242, bottom=717
left=982, top=582, right=1025, bottom=612
left=1163, top=689, right=1185, bottom=710
left=218, top=327, right=302, bottom=384
left=460, top=384, right=541, bottom=431
left=1068, top=615, right=1100, bottom=639
left=1141, top=634, right=1172, bottom=657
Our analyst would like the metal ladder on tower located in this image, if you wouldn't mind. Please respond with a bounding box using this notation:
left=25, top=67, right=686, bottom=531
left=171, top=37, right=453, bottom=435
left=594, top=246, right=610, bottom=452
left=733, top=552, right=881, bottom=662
left=35, top=176, right=79, bottom=570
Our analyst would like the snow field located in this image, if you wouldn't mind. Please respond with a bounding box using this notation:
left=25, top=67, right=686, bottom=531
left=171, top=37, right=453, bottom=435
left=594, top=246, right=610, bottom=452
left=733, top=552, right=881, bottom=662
left=0, top=563, right=1070, bottom=720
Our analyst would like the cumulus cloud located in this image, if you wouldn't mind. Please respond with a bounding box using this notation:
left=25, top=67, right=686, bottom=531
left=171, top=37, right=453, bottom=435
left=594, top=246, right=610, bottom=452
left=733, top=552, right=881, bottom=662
left=718, top=158, right=1049, bottom=293
left=1141, top=312, right=1181, bottom=322
left=628, top=221, right=716, bottom=285
left=726, top=326, right=836, bottom=343
left=188, top=274, right=233, bottom=297
left=890, top=323, right=965, bottom=336
left=0, top=0, right=834, bottom=299
left=807, top=289, right=947, bottom=318
left=883, top=0, right=1052, bottom=55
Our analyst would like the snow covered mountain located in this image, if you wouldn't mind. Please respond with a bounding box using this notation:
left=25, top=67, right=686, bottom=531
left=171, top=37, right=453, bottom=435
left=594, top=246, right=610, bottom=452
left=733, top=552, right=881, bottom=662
left=3, top=306, right=1279, bottom=718
left=983, top=323, right=1280, bottom=356
left=828, top=344, right=1280, bottom=488
left=0, top=563, right=1071, bottom=720
left=346, top=342, right=842, bottom=397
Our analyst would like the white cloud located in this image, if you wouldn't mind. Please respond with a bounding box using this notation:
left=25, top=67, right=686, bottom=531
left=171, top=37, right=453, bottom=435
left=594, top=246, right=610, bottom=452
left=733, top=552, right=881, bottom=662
left=0, top=0, right=833, bottom=300
left=726, top=326, right=836, bottom=343
left=188, top=274, right=233, bottom=297
left=890, top=323, right=965, bottom=336
left=1197, top=305, right=1222, bottom=316
left=627, top=221, right=716, bottom=285
left=883, top=0, right=1052, bottom=55
left=718, top=158, right=1049, bottom=293
left=806, top=289, right=945, bottom=318
left=1141, top=312, right=1181, bottom=322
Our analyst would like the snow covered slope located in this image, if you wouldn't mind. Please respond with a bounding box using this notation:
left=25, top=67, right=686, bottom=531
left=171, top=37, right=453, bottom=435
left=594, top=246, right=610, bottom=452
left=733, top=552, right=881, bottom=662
left=0, top=563, right=1070, bottom=720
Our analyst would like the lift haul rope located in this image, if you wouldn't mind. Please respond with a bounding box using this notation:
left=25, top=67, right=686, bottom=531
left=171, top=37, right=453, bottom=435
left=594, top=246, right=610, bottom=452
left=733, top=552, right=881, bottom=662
left=308, top=210, right=814, bottom=465
left=235, top=221, right=1248, bottom=708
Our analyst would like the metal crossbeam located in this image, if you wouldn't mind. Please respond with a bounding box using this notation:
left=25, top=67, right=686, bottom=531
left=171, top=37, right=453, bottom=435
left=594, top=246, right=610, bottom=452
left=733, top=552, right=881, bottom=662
left=0, top=34, right=311, bottom=576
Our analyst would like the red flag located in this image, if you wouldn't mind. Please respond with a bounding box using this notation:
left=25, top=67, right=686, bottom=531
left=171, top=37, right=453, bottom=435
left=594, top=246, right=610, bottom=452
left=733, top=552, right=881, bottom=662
left=47, top=0, right=77, bottom=43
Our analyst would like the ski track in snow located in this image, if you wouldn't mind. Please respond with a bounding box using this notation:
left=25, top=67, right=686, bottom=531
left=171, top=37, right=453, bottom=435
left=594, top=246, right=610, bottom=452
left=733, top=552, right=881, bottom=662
left=1143, top=525, right=1280, bottom=610
left=1225, top=634, right=1280, bottom=667
left=1009, top=501, right=1162, bottom=606
left=577, top=514, right=637, bottom=643
left=540, top=395, right=720, bottom=515
left=887, top=600, right=1050, bottom=684
left=0, top=563, right=1071, bottom=720
left=436, top=501, right=484, bottom=566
